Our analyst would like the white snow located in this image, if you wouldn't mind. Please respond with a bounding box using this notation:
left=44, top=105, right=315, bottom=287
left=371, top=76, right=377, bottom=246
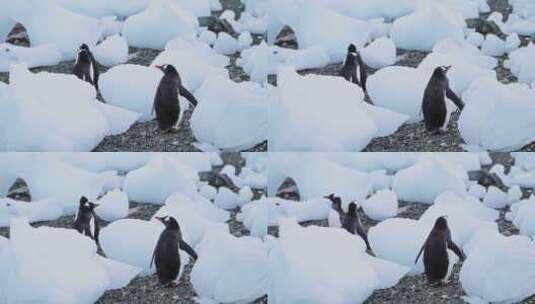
left=214, top=187, right=239, bottom=210
left=391, top=2, right=466, bottom=51
left=458, top=78, right=535, bottom=151
left=123, top=156, right=198, bottom=205
left=191, top=231, right=269, bottom=303
left=460, top=230, right=535, bottom=303
left=0, top=43, right=62, bottom=72
left=269, top=69, right=407, bottom=151
left=190, top=75, right=269, bottom=151
left=360, top=37, right=397, bottom=69
left=99, top=64, right=161, bottom=121
left=1, top=218, right=140, bottom=303
left=18, top=155, right=106, bottom=215
left=267, top=218, right=376, bottom=303
left=122, top=0, right=198, bottom=49
left=361, top=189, right=398, bottom=221
left=481, top=34, right=506, bottom=57
left=6, top=0, right=103, bottom=59
left=0, top=64, right=138, bottom=151
left=95, top=189, right=129, bottom=222
left=93, top=34, right=128, bottom=67
left=100, top=218, right=163, bottom=275
left=392, top=157, right=468, bottom=204
left=0, top=198, right=63, bottom=227
left=237, top=42, right=330, bottom=83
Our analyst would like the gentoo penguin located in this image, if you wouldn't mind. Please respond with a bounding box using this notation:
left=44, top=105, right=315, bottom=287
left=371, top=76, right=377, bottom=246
left=153, top=64, right=198, bottom=132
left=151, top=216, right=198, bottom=287
left=422, top=66, right=465, bottom=134
left=415, top=216, right=465, bottom=286
left=342, top=202, right=372, bottom=251
left=72, top=196, right=100, bottom=244
left=324, top=193, right=343, bottom=228
left=72, top=44, right=99, bottom=90
left=340, top=44, right=368, bottom=92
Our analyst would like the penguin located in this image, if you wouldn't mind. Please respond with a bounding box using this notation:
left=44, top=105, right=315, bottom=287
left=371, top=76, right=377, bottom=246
left=342, top=202, right=372, bottom=251
left=151, top=216, right=198, bottom=287
left=72, top=196, right=100, bottom=244
left=72, top=44, right=99, bottom=90
left=340, top=44, right=368, bottom=92
left=153, top=64, right=198, bottom=132
left=324, top=193, right=343, bottom=228
left=422, top=66, right=465, bottom=134
left=415, top=216, right=466, bottom=286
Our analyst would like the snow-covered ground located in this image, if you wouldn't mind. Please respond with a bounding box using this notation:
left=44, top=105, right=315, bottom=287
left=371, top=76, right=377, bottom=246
left=1, top=151, right=535, bottom=304
left=0, top=0, right=533, bottom=152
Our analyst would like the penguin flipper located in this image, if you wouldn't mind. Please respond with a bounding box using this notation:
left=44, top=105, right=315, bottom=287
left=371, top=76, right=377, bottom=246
left=356, top=54, right=368, bottom=92
left=92, top=211, right=101, bottom=245
left=356, top=225, right=371, bottom=251
left=179, top=240, right=198, bottom=260
left=179, top=86, right=198, bottom=107
left=150, top=244, right=157, bottom=270
left=414, top=243, right=425, bottom=264
left=447, top=239, right=465, bottom=261
left=446, top=87, right=464, bottom=110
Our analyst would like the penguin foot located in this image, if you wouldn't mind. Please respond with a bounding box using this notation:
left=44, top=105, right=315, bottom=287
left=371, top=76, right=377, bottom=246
left=430, top=129, right=443, bottom=135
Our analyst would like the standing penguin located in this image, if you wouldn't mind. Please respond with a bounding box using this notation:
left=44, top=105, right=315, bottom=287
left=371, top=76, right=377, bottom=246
left=342, top=202, right=372, bottom=251
left=415, top=216, right=465, bottom=286
left=72, top=44, right=99, bottom=90
left=325, top=193, right=343, bottom=228
left=340, top=44, right=368, bottom=92
left=72, top=196, right=100, bottom=244
left=422, top=66, right=465, bottom=134
left=151, top=216, right=198, bottom=287
left=153, top=64, right=198, bottom=132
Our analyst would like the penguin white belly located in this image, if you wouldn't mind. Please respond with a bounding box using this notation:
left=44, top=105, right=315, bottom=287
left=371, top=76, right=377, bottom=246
left=174, top=249, right=187, bottom=283
left=89, top=63, right=94, bottom=83
left=444, top=250, right=456, bottom=283
left=441, top=100, right=455, bottom=131
left=328, top=211, right=342, bottom=228
left=174, top=98, right=189, bottom=130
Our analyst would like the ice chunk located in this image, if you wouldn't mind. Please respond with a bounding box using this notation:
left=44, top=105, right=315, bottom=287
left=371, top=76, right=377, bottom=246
left=122, top=0, right=198, bottom=49
left=93, top=35, right=128, bottom=67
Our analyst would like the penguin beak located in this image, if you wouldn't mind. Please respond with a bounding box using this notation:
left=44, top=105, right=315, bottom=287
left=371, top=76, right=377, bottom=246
left=155, top=216, right=166, bottom=224
left=443, top=65, right=452, bottom=73
left=155, top=65, right=164, bottom=72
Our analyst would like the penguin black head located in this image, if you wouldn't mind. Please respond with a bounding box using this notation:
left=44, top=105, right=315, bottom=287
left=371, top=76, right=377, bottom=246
left=347, top=202, right=357, bottom=215
left=324, top=193, right=342, bottom=210
left=78, top=196, right=97, bottom=212
left=348, top=44, right=357, bottom=53
left=433, top=66, right=451, bottom=78
left=76, top=48, right=91, bottom=63
left=156, top=216, right=181, bottom=231
left=433, top=216, right=449, bottom=230
left=79, top=44, right=90, bottom=52
left=156, top=64, right=179, bottom=76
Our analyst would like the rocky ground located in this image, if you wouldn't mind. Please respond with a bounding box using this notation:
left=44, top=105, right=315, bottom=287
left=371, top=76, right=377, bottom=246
left=2, top=152, right=535, bottom=304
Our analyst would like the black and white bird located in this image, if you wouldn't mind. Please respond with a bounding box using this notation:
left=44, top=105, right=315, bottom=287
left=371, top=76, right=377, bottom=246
left=342, top=202, right=372, bottom=252
left=72, top=196, right=100, bottom=244
left=153, top=64, right=198, bottom=132
left=151, top=216, right=198, bottom=287
left=422, top=66, right=465, bottom=134
left=340, top=44, right=368, bottom=92
left=415, top=216, right=465, bottom=286
left=72, top=44, right=99, bottom=90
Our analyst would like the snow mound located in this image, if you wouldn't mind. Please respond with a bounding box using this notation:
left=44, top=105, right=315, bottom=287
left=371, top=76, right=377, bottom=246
left=122, top=0, right=198, bottom=49
left=191, top=75, right=269, bottom=151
